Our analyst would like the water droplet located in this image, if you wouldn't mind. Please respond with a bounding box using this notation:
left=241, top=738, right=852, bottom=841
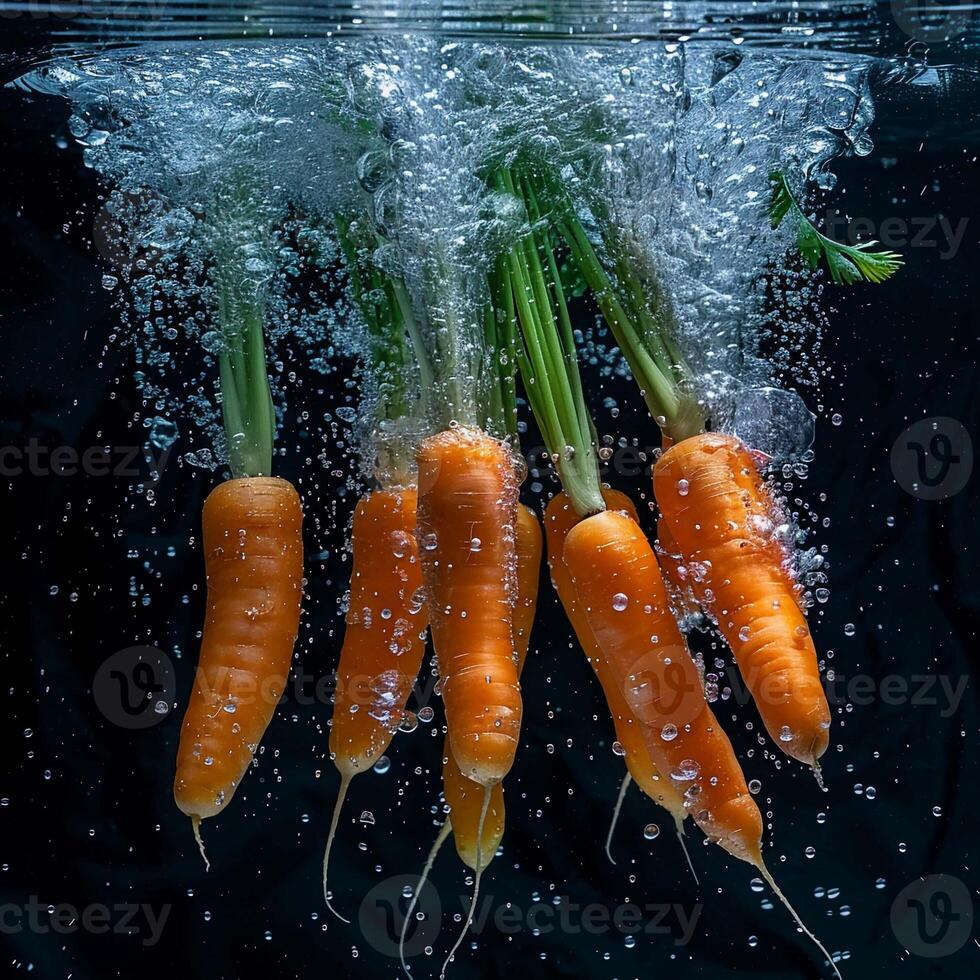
left=612, top=593, right=628, bottom=612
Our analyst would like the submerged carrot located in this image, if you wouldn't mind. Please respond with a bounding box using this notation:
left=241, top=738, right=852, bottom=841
left=174, top=477, right=304, bottom=852
left=444, top=501, right=540, bottom=867
left=516, top=163, right=840, bottom=978
left=544, top=491, right=689, bottom=835
left=329, top=488, right=427, bottom=773
left=512, top=502, right=543, bottom=673
left=416, top=426, right=522, bottom=788
left=401, top=500, right=539, bottom=976
left=654, top=433, right=832, bottom=767
left=562, top=508, right=762, bottom=864
left=322, top=486, right=428, bottom=919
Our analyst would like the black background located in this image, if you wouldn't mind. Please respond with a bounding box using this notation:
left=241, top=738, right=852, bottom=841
left=1, top=38, right=978, bottom=980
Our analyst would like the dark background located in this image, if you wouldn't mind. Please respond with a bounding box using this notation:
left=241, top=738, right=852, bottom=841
left=0, top=39, right=977, bottom=980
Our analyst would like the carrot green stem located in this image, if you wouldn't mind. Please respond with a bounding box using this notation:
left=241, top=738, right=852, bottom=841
left=493, top=168, right=604, bottom=517
left=335, top=216, right=412, bottom=424
left=481, top=298, right=507, bottom=437
left=215, top=262, right=275, bottom=480
left=530, top=176, right=705, bottom=444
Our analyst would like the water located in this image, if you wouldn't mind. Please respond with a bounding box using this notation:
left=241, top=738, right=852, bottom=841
left=1, top=4, right=977, bottom=980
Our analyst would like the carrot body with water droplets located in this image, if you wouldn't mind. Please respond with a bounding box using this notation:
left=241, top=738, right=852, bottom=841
left=511, top=502, right=543, bottom=672
left=544, top=490, right=687, bottom=828
left=563, top=508, right=763, bottom=864
left=329, top=488, right=428, bottom=776
left=444, top=501, right=541, bottom=868
left=174, top=476, right=303, bottom=824
left=654, top=433, right=831, bottom=766
left=416, top=426, right=522, bottom=788
left=322, top=487, right=428, bottom=919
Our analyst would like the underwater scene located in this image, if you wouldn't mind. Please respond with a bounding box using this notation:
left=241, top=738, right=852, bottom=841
left=0, top=3, right=977, bottom=979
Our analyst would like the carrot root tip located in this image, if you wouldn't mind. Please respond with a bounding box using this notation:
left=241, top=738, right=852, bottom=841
left=399, top=821, right=451, bottom=978
left=757, top=861, right=843, bottom=980
left=323, top=774, right=353, bottom=924
left=439, top=789, right=490, bottom=979
left=605, top=773, right=632, bottom=866
left=811, top=762, right=827, bottom=792
left=673, top=817, right=699, bottom=888
left=191, top=816, right=210, bottom=872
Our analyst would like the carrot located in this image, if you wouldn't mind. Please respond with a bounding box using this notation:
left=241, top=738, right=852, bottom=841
left=322, top=486, right=428, bottom=920
left=511, top=502, right=543, bottom=672
left=492, top=168, right=708, bottom=879
left=442, top=741, right=506, bottom=871
left=174, top=476, right=303, bottom=856
left=563, top=508, right=762, bottom=862
left=535, top=168, right=839, bottom=971
left=654, top=516, right=703, bottom=627
left=544, top=490, right=694, bottom=872
left=443, top=500, right=539, bottom=866
left=549, top=174, right=833, bottom=770
left=654, top=433, right=832, bottom=767
left=172, top=205, right=303, bottom=868
left=329, top=489, right=426, bottom=772
left=401, top=501, right=539, bottom=977
left=416, top=426, right=522, bottom=788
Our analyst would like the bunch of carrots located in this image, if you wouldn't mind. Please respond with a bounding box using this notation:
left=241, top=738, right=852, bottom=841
left=164, top=146, right=902, bottom=977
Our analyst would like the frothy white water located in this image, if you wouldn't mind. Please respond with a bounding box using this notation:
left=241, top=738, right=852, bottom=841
left=35, top=38, right=878, bottom=475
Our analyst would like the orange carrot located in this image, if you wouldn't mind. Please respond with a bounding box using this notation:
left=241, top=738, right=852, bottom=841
left=654, top=517, right=702, bottom=626
left=544, top=491, right=688, bottom=831
left=329, top=488, right=428, bottom=773
left=442, top=742, right=506, bottom=871
left=444, top=501, right=540, bottom=866
left=535, top=167, right=840, bottom=975
left=402, top=499, right=538, bottom=977
left=322, top=486, right=428, bottom=919
left=174, top=476, right=304, bottom=858
left=416, top=426, right=522, bottom=788
left=654, top=433, right=832, bottom=767
left=561, top=507, right=760, bottom=864
left=512, top=502, right=543, bottom=673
